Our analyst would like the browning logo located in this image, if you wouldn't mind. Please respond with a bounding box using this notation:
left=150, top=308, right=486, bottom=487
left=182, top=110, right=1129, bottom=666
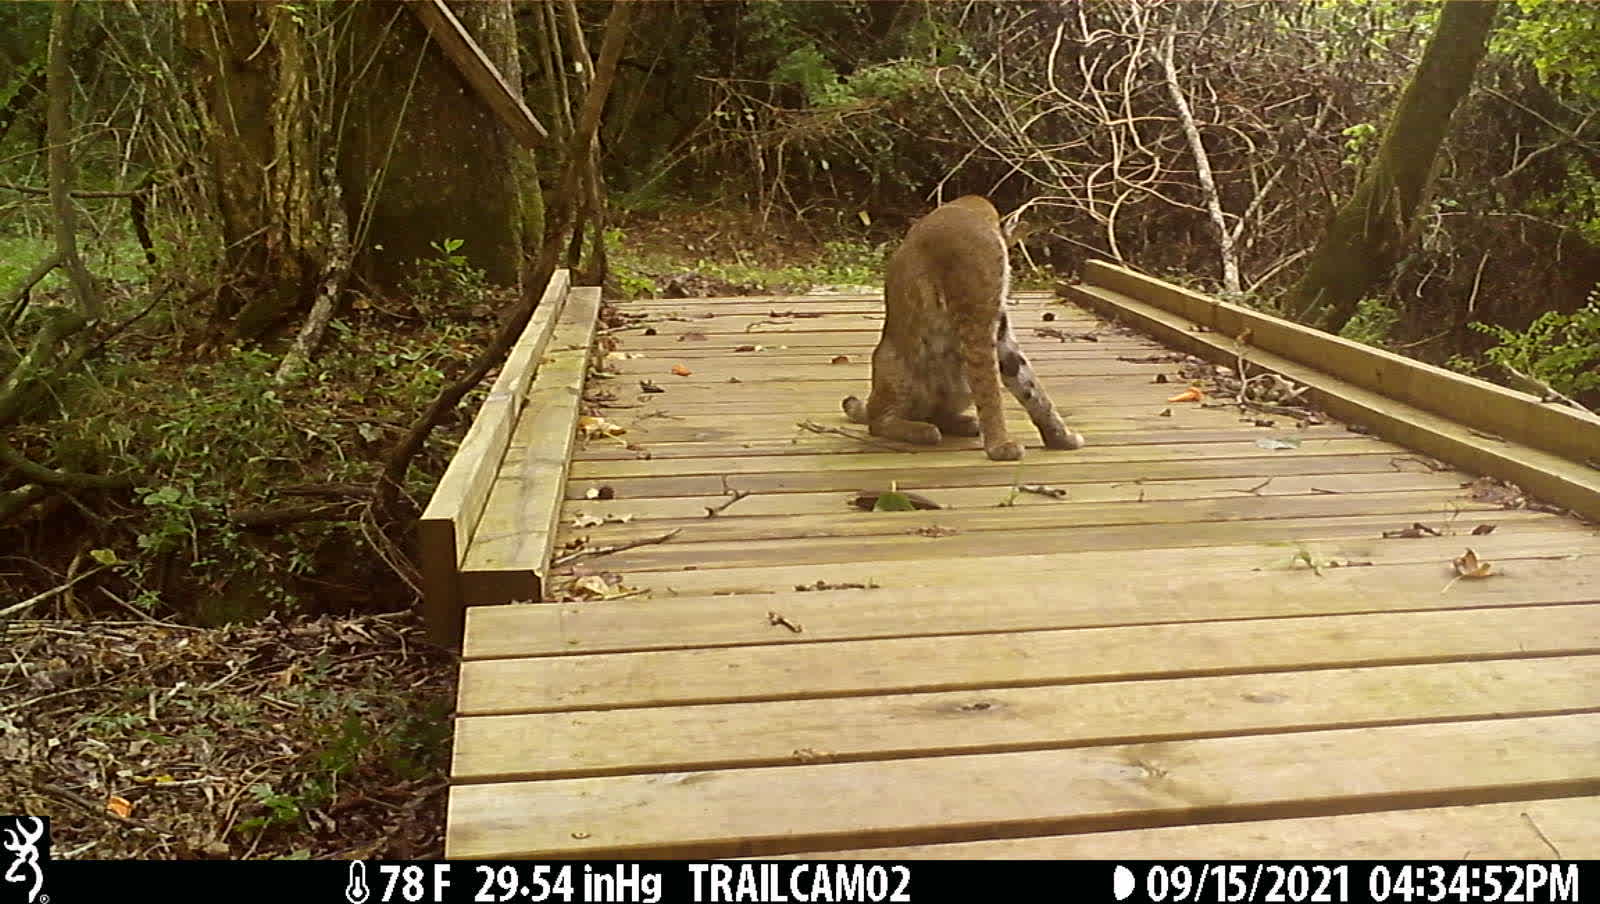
left=1, top=817, right=48, bottom=904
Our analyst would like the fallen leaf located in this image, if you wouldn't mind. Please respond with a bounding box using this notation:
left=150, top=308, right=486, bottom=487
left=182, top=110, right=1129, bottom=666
left=107, top=795, right=134, bottom=818
left=679, top=332, right=708, bottom=341
left=852, top=489, right=941, bottom=511
left=1042, top=311, right=1056, bottom=322
left=643, top=327, right=657, bottom=336
left=671, top=364, right=692, bottom=377
left=1158, top=408, right=1173, bottom=417
left=1383, top=522, right=1442, bottom=539
left=794, top=580, right=876, bottom=592
left=1153, top=373, right=1169, bottom=384
left=1255, top=436, right=1302, bottom=451
left=733, top=344, right=762, bottom=352
left=1471, top=523, right=1497, bottom=535
left=639, top=380, right=664, bottom=393
left=572, top=513, right=605, bottom=529
left=914, top=525, right=959, bottom=537
left=1453, top=548, right=1495, bottom=578
left=1019, top=484, right=1068, bottom=498
left=1167, top=387, right=1204, bottom=403
left=577, top=415, right=627, bottom=439
left=830, top=355, right=850, bottom=364
left=873, top=491, right=918, bottom=512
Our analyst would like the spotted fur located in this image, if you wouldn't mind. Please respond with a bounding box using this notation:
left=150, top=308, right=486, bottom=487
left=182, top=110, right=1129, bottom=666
left=842, top=196, right=1084, bottom=461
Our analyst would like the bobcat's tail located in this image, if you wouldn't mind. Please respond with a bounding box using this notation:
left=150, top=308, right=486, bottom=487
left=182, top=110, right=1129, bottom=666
left=842, top=395, right=869, bottom=424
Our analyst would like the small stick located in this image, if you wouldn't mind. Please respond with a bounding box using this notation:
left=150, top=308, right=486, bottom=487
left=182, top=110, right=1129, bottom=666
left=767, top=611, right=803, bottom=633
left=705, top=489, right=751, bottom=517
left=550, top=529, right=682, bottom=567
left=796, top=420, right=906, bottom=451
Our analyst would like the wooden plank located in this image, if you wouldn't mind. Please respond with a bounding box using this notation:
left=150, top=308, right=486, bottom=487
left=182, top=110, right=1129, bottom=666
left=564, top=451, right=1465, bottom=501
left=457, top=604, right=1600, bottom=715
left=764, top=797, right=1600, bottom=858
left=559, top=489, right=1510, bottom=550
left=558, top=471, right=1470, bottom=522
left=1080, top=260, right=1600, bottom=464
left=621, top=330, right=1144, bottom=350
left=453, top=655, right=1600, bottom=781
left=558, top=509, right=1575, bottom=574
left=456, top=288, right=601, bottom=605
left=595, top=418, right=1356, bottom=450
left=1069, top=282, right=1600, bottom=522
left=408, top=0, right=548, bottom=147
left=569, top=437, right=1400, bottom=480
left=444, top=712, right=1600, bottom=857
left=610, top=527, right=1598, bottom=599
left=464, top=547, right=1600, bottom=659
left=597, top=357, right=1172, bottom=381
left=575, top=427, right=1393, bottom=462
left=416, top=269, right=571, bottom=645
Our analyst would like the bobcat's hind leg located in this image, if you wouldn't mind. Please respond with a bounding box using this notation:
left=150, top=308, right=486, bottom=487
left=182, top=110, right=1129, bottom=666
left=997, top=313, right=1084, bottom=450
left=959, top=309, right=1023, bottom=461
left=932, top=412, right=981, bottom=437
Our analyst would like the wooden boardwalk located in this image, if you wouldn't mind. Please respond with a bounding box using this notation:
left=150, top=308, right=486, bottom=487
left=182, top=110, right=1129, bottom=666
left=432, top=266, right=1600, bottom=859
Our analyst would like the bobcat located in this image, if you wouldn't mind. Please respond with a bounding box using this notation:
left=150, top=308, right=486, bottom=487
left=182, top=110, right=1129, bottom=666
left=842, top=195, right=1085, bottom=461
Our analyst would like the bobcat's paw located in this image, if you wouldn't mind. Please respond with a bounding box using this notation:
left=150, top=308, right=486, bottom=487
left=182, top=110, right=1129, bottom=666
left=842, top=395, right=868, bottom=424
left=902, top=422, right=943, bottom=445
left=1043, top=428, right=1086, bottom=450
left=985, top=440, right=1024, bottom=461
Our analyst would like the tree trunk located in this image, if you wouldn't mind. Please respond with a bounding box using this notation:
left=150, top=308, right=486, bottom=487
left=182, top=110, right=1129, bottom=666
left=181, top=0, right=318, bottom=340
left=1284, top=1, right=1499, bottom=332
left=337, top=0, right=524, bottom=296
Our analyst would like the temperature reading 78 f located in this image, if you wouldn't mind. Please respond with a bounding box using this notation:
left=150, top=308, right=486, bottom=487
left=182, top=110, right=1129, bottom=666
left=377, top=864, right=453, bottom=902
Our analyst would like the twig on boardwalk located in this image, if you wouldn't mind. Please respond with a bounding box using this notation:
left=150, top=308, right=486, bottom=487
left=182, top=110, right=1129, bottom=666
left=551, top=528, right=682, bottom=567
left=767, top=611, right=803, bottom=633
left=796, top=420, right=906, bottom=451
left=705, top=489, right=751, bottom=517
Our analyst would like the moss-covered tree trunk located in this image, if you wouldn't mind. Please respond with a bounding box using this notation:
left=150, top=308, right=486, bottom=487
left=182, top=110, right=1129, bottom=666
left=1284, top=1, right=1499, bottom=333
left=181, top=1, right=318, bottom=340
left=337, top=1, right=525, bottom=296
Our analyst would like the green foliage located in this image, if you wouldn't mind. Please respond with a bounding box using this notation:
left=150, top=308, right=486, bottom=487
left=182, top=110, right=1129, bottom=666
left=407, top=238, right=489, bottom=312
left=1340, top=122, right=1378, bottom=168
left=602, top=227, right=660, bottom=299
left=238, top=783, right=303, bottom=835
left=773, top=44, right=844, bottom=107
left=1464, top=294, right=1600, bottom=396
left=1492, top=0, right=1600, bottom=97
left=1526, top=156, right=1600, bottom=247
left=1338, top=296, right=1401, bottom=347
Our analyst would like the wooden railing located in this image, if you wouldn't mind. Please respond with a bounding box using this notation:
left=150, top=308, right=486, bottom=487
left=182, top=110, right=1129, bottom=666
left=1064, top=260, right=1600, bottom=522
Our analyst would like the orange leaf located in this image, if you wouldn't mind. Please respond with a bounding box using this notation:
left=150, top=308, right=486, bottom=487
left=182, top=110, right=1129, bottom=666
left=107, top=795, right=134, bottom=818
left=1167, top=387, right=1204, bottom=403
left=671, top=364, right=692, bottom=377
left=830, top=355, right=851, bottom=364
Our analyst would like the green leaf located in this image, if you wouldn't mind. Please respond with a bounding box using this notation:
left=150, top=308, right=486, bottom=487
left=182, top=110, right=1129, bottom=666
left=90, top=548, right=119, bottom=566
left=872, top=491, right=917, bottom=512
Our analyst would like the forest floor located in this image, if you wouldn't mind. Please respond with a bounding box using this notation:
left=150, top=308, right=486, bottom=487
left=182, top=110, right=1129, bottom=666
left=2, top=204, right=870, bottom=861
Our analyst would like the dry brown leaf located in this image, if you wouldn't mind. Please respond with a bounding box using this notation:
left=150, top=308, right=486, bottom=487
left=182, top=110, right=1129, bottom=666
left=671, top=364, right=692, bottom=377
left=679, top=331, right=708, bottom=341
left=577, top=416, right=627, bottom=439
left=1167, top=387, right=1204, bottom=403
left=733, top=344, right=761, bottom=352
left=830, top=355, right=851, bottom=364
left=107, top=795, right=134, bottom=818
left=1471, top=523, right=1497, bottom=536
left=1453, top=548, right=1495, bottom=578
